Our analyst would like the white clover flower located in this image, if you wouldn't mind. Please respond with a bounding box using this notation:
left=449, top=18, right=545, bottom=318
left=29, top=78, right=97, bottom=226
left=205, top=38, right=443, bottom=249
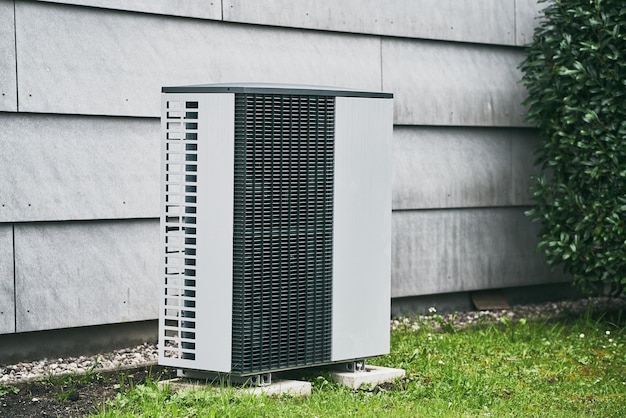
left=438, top=360, right=445, bottom=365
left=579, top=333, right=585, bottom=338
left=606, top=330, right=611, bottom=335
left=428, top=307, right=437, bottom=314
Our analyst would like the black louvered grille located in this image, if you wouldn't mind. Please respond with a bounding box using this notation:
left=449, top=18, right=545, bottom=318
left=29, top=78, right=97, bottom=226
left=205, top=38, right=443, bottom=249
left=231, top=94, right=334, bottom=374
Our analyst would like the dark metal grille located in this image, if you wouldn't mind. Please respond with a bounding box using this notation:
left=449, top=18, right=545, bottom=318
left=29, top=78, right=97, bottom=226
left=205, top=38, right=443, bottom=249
left=231, top=94, right=334, bottom=374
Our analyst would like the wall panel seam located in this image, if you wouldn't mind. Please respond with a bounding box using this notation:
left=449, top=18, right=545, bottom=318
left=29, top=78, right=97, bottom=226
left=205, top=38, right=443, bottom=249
left=392, top=124, right=536, bottom=130
left=12, top=224, right=16, bottom=333
left=12, top=0, right=19, bottom=111
left=8, top=217, right=160, bottom=226
left=392, top=205, right=534, bottom=213
left=381, top=34, right=526, bottom=53
left=510, top=135, right=515, bottom=199
left=513, top=0, right=518, bottom=46
left=379, top=37, right=383, bottom=91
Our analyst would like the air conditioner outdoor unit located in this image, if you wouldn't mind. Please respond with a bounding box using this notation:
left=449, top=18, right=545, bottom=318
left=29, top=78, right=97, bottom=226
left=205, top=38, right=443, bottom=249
left=158, top=83, right=393, bottom=383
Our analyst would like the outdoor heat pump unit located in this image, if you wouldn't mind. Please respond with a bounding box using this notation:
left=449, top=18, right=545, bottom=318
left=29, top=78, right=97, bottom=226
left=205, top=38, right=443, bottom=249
left=158, top=83, right=393, bottom=382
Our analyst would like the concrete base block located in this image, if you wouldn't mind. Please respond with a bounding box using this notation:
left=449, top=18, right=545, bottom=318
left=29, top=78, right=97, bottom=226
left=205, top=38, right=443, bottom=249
left=330, top=365, right=406, bottom=389
left=159, top=378, right=312, bottom=397
left=245, top=379, right=312, bottom=397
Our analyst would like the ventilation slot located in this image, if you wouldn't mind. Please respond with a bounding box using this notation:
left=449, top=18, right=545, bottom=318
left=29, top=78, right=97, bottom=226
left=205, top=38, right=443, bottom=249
left=163, top=100, right=199, bottom=361
left=231, top=94, right=335, bottom=374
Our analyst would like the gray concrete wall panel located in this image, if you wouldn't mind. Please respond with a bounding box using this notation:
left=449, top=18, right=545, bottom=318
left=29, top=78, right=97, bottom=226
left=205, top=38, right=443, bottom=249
left=0, top=113, right=159, bottom=222
left=32, top=0, right=534, bottom=47
left=14, top=219, right=159, bottom=332
left=0, top=224, right=15, bottom=334
left=391, top=208, right=569, bottom=297
left=16, top=1, right=381, bottom=117
left=510, top=129, right=539, bottom=206
left=34, top=0, right=221, bottom=19
left=0, top=0, right=17, bottom=111
left=382, top=39, right=528, bottom=126
left=224, top=0, right=516, bottom=46
left=392, top=127, right=538, bottom=209
left=515, top=0, right=546, bottom=46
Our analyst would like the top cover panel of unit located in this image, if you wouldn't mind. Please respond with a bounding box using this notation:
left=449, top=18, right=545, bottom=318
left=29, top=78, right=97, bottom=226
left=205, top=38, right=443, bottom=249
left=162, top=82, right=393, bottom=99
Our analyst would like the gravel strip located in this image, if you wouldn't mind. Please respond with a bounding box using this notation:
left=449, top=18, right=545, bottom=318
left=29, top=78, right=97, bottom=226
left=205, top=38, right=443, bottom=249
left=1, top=296, right=624, bottom=385
left=392, top=295, right=626, bottom=332
left=0, top=343, right=158, bottom=385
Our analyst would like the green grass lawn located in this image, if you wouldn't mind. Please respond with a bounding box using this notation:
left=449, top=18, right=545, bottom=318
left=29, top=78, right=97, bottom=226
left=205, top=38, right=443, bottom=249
left=94, top=309, right=626, bottom=417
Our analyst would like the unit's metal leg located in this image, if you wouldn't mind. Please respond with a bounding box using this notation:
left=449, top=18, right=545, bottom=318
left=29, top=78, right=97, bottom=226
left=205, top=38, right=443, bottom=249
left=177, top=369, right=272, bottom=387
left=339, top=359, right=366, bottom=373
left=250, top=372, right=272, bottom=387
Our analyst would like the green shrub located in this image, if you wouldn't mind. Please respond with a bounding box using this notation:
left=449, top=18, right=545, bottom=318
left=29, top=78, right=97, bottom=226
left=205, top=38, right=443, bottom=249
left=519, top=0, right=626, bottom=293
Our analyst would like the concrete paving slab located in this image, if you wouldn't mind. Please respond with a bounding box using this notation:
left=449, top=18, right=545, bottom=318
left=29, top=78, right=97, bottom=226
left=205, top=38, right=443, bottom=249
left=330, top=365, right=406, bottom=389
left=246, top=379, right=312, bottom=397
left=159, top=377, right=312, bottom=397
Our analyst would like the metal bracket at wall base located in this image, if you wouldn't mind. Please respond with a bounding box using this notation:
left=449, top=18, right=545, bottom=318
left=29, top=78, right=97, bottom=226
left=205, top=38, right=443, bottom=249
left=177, top=369, right=272, bottom=387
left=335, top=359, right=366, bottom=373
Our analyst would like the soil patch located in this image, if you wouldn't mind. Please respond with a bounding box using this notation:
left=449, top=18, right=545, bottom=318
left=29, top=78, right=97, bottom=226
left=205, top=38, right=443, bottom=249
left=0, top=366, right=176, bottom=418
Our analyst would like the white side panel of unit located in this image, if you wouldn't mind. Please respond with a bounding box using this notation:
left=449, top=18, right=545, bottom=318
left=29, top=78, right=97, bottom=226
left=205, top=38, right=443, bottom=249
left=332, top=97, right=393, bottom=361
left=195, top=93, right=235, bottom=372
left=159, top=93, right=235, bottom=372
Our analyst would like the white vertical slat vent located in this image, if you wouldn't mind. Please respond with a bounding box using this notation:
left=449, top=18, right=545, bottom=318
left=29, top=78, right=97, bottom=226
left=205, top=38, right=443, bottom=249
left=162, top=100, right=199, bottom=361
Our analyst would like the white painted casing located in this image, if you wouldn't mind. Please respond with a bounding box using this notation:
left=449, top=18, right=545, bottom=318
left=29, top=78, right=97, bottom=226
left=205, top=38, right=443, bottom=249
left=332, top=97, right=393, bottom=361
left=159, top=93, right=234, bottom=372
left=159, top=87, right=392, bottom=373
